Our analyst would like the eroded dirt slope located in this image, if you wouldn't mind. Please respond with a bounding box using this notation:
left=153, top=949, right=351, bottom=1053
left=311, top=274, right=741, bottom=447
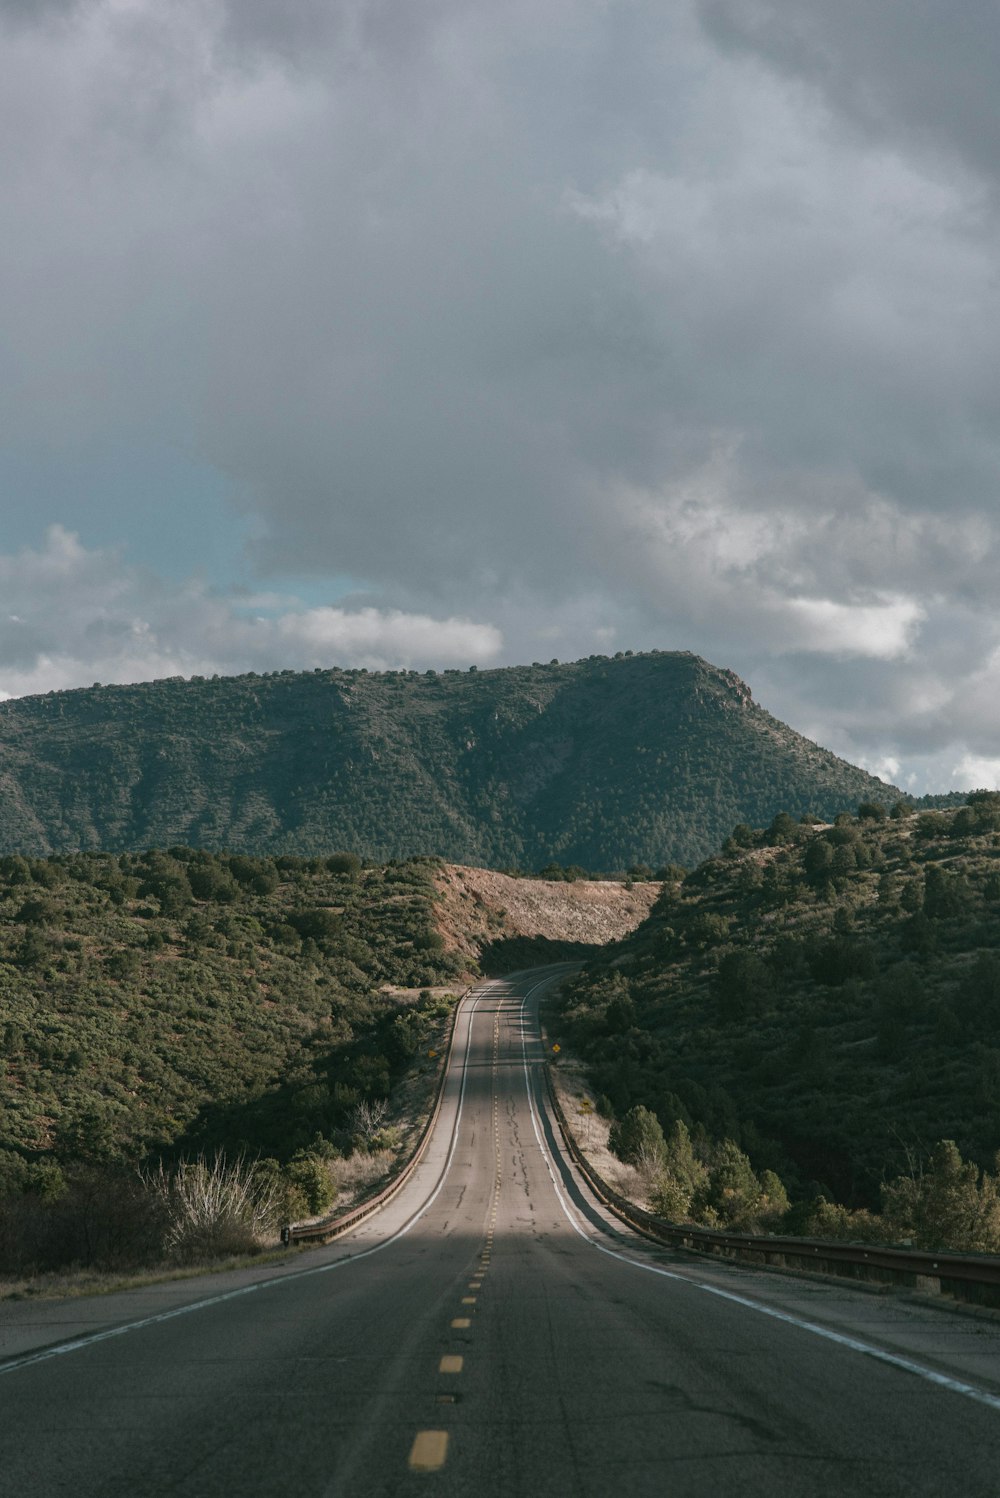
left=433, top=863, right=659, bottom=968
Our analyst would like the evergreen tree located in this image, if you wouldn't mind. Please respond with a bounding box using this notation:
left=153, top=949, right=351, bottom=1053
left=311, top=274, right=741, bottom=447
left=882, top=1140, right=1000, bottom=1252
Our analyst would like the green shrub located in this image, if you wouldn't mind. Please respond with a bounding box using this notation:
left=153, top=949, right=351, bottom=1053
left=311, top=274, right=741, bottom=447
left=881, top=1140, right=1000, bottom=1253
left=608, top=1105, right=666, bottom=1170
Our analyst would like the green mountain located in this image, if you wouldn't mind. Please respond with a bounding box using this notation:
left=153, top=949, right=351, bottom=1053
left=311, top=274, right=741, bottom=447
left=0, top=651, right=899, bottom=870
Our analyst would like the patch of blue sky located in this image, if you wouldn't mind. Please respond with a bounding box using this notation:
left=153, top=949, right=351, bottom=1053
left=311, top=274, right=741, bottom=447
left=226, top=575, right=364, bottom=616
left=0, top=443, right=243, bottom=579
left=0, top=443, right=363, bottom=607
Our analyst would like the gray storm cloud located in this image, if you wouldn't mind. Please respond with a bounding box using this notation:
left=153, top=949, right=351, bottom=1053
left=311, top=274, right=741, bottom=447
left=2, top=0, right=1000, bottom=790
left=697, top=0, right=1000, bottom=183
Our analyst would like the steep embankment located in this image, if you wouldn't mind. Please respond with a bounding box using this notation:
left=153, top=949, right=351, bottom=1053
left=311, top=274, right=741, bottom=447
left=433, top=864, right=660, bottom=971
left=0, top=652, right=898, bottom=869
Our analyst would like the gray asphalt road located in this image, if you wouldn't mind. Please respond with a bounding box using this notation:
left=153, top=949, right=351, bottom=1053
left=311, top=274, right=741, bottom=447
left=4, top=967, right=1000, bottom=1496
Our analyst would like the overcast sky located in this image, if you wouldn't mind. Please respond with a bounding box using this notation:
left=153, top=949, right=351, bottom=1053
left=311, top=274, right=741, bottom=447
left=2, top=0, right=999, bottom=793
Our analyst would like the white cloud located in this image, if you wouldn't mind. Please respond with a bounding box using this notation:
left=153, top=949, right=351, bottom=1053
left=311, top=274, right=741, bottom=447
left=0, top=528, right=501, bottom=697
left=782, top=597, right=923, bottom=660
left=602, top=470, right=928, bottom=660
left=856, top=753, right=903, bottom=786
left=951, top=755, right=1000, bottom=793
left=272, top=605, right=501, bottom=665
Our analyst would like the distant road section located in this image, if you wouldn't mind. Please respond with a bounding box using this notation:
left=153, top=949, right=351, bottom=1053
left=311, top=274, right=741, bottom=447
left=3, top=966, right=1000, bottom=1496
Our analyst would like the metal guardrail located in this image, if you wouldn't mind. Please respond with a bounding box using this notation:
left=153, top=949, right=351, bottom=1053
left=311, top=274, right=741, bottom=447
left=542, top=1065, right=1000, bottom=1309
left=287, top=985, right=473, bottom=1246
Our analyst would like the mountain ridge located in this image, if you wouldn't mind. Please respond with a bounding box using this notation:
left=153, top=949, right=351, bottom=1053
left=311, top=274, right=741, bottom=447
left=0, top=651, right=900, bottom=869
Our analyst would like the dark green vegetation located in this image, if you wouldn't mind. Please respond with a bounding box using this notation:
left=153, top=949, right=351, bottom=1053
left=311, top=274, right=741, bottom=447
left=0, top=850, right=464, bottom=1273
left=607, top=1105, right=790, bottom=1232
left=0, top=652, right=897, bottom=870
left=557, top=795, right=1000, bottom=1247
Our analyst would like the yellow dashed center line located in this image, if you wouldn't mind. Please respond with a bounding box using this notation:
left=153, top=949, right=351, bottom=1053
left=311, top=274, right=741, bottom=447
left=409, top=1431, right=449, bottom=1472
left=485, top=1011, right=502, bottom=1274
left=406, top=1002, right=519, bottom=1480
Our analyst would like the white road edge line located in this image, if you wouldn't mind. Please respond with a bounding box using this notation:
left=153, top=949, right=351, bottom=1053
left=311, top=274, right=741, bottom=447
left=517, top=976, right=1000, bottom=1417
left=0, top=987, right=493, bottom=1378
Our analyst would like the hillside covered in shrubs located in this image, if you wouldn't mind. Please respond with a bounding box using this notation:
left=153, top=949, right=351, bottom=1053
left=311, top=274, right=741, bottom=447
left=0, top=849, right=469, bottom=1168
left=556, top=794, right=1000, bottom=1249
left=0, top=850, right=467, bottom=1275
left=0, top=651, right=897, bottom=870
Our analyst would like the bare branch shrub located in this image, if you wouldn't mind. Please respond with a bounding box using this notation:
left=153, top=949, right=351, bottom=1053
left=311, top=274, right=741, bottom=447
left=143, top=1151, right=281, bottom=1262
left=350, top=1098, right=389, bottom=1150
